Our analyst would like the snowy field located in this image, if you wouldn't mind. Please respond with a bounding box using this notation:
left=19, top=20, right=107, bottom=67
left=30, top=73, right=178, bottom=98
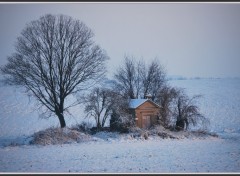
left=0, top=137, right=239, bottom=173
left=0, top=78, right=240, bottom=173
left=169, top=78, right=240, bottom=135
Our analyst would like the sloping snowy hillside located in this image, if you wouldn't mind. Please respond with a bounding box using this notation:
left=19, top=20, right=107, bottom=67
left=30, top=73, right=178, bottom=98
left=0, top=78, right=240, bottom=173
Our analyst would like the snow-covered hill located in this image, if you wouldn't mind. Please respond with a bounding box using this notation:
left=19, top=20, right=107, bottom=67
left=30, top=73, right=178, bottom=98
left=0, top=78, right=240, bottom=138
left=0, top=78, right=240, bottom=173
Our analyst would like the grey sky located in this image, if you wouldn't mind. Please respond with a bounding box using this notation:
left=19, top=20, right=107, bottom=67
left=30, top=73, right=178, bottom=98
left=0, top=2, right=240, bottom=78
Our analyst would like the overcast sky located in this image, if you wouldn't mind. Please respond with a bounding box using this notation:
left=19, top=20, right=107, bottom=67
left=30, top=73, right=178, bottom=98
left=0, top=2, right=240, bottom=79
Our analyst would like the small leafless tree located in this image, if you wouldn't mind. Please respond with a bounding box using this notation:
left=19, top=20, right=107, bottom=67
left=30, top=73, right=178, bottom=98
left=141, top=59, right=166, bottom=101
left=172, top=89, right=209, bottom=131
left=114, top=56, right=142, bottom=99
left=157, top=86, right=178, bottom=128
left=84, top=87, right=115, bottom=129
left=0, top=14, right=109, bottom=128
left=114, top=56, right=166, bottom=100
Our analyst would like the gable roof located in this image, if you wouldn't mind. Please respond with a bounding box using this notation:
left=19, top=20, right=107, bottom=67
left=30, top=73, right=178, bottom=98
left=129, top=99, right=160, bottom=109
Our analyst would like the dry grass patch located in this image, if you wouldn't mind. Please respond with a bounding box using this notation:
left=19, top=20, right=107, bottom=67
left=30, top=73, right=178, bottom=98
left=30, top=127, right=92, bottom=145
left=128, top=125, right=218, bottom=140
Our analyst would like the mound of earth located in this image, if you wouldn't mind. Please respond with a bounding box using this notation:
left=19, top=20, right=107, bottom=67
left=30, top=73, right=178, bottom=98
left=28, top=125, right=218, bottom=146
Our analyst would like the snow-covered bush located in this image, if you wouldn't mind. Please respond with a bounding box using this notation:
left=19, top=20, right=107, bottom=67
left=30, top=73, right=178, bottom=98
left=71, top=121, right=92, bottom=134
left=110, top=111, right=135, bottom=133
left=30, top=127, right=92, bottom=145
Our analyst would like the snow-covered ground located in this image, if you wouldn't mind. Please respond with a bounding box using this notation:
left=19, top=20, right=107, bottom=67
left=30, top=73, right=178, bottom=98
left=0, top=78, right=240, bottom=173
left=169, top=78, right=240, bottom=135
left=0, top=83, right=87, bottom=138
left=0, top=137, right=239, bottom=173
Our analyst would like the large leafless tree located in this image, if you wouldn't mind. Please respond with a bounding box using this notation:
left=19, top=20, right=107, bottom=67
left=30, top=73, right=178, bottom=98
left=0, top=14, right=109, bottom=128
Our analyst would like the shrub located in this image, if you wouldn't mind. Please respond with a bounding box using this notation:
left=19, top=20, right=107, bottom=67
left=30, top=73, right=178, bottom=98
left=71, top=121, right=92, bottom=134
left=110, top=111, right=135, bottom=133
left=30, top=127, right=92, bottom=145
left=142, top=131, right=149, bottom=140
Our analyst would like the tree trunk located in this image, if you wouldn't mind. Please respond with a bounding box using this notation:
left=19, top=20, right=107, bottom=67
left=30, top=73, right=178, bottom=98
left=176, top=119, right=184, bottom=131
left=57, top=99, right=66, bottom=128
left=176, top=99, right=184, bottom=130
left=56, top=112, right=66, bottom=128
left=96, top=115, right=102, bottom=130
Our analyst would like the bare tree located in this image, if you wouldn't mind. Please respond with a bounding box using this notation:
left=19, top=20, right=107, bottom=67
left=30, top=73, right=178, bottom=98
left=172, top=89, right=209, bottom=131
left=157, top=86, right=178, bottom=128
left=114, top=56, right=142, bottom=99
left=0, top=14, right=109, bottom=128
left=141, top=59, right=166, bottom=101
left=84, top=87, right=115, bottom=129
left=114, top=56, right=166, bottom=100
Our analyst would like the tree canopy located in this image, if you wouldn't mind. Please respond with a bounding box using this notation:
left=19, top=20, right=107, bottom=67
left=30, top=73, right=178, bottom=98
left=1, top=14, right=109, bottom=128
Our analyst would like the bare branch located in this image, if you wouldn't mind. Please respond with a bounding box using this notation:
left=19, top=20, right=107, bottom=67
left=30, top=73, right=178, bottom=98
left=0, top=14, right=109, bottom=128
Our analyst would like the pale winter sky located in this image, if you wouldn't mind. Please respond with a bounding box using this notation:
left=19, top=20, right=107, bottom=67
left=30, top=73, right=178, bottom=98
left=0, top=2, right=240, bottom=79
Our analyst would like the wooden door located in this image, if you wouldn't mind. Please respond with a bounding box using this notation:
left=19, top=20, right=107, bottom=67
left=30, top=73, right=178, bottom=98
left=142, top=115, right=151, bottom=129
